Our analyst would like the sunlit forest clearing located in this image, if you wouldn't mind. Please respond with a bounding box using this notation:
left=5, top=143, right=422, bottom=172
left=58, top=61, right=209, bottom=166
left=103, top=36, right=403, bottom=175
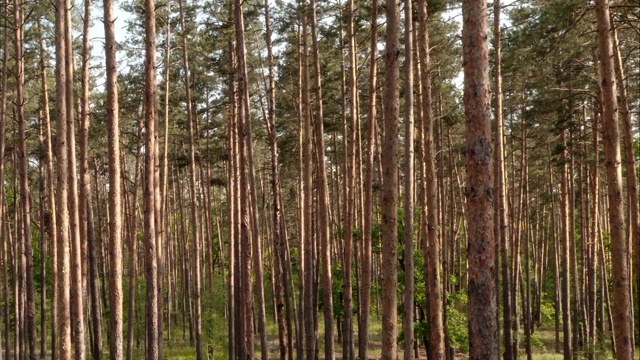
left=0, top=0, right=638, bottom=359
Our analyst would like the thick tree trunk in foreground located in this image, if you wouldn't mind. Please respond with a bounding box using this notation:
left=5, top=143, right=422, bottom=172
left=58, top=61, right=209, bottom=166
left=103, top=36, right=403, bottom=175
left=461, top=1, right=498, bottom=358
left=381, top=0, right=400, bottom=358
left=595, top=1, right=633, bottom=358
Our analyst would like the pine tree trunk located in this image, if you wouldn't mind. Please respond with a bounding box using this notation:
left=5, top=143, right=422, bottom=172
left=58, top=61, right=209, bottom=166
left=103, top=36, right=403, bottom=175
left=55, top=0, right=72, bottom=355
left=144, top=0, right=160, bottom=355
left=402, top=0, right=415, bottom=356
left=462, top=1, right=498, bottom=358
left=177, top=1, right=203, bottom=358
left=381, top=0, right=400, bottom=357
left=359, top=1, right=377, bottom=358
left=13, top=0, right=36, bottom=357
left=104, top=0, right=124, bottom=357
left=595, top=1, right=633, bottom=358
left=492, top=1, right=513, bottom=357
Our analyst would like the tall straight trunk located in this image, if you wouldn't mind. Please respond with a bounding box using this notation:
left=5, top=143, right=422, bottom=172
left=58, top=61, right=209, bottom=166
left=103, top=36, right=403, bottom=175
left=104, top=0, right=124, bottom=357
left=36, top=19, right=56, bottom=360
left=381, top=0, right=400, bottom=357
left=300, top=4, right=315, bottom=358
left=595, top=1, right=633, bottom=358
left=342, top=0, right=357, bottom=358
left=79, top=2, right=103, bottom=358
left=0, top=8, right=10, bottom=360
left=64, top=0, right=87, bottom=356
left=560, top=129, right=573, bottom=360
left=416, top=1, right=445, bottom=357
left=54, top=0, right=72, bottom=355
left=227, top=37, right=238, bottom=360
left=588, top=107, right=599, bottom=360
left=177, top=1, right=203, bottom=358
left=308, top=0, right=335, bottom=358
left=612, top=19, right=638, bottom=355
left=143, top=0, right=160, bottom=356
left=462, top=1, right=498, bottom=358
left=359, top=1, right=377, bottom=358
left=493, top=1, right=513, bottom=358
left=234, top=0, right=255, bottom=356
left=262, top=2, right=289, bottom=358
left=13, top=0, right=36, bottom=357
left=402, top=0, right=415, bottom=358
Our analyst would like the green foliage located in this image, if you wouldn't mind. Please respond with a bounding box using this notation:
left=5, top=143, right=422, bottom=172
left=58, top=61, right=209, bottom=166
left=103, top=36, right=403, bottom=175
left=447, top=292, right=469, bottom=353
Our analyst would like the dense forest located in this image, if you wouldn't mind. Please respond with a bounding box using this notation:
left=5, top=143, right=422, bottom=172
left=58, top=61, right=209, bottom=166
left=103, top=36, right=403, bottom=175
left=0, top=0, right=638, bottom=359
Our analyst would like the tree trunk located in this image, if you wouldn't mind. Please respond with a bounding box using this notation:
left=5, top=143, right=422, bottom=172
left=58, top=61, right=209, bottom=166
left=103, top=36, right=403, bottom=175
left=144, top=0, right=160, bottom=355
left=402, top=0, right=415, bottom=358
left=461, top=1, right=498, bottom=358
left=381, top=0, right=400, bottom=357
left=595, top=1, right=633, bottom=358
left=359, top=1, right=377, bottom=358
left=104, top=0, right=124, bottom=357
left=54, top=0, right=72, bottom=355
left=492, top=1, right=513, bottom=358
left=177, top=1, right=203, bottom=358
left=13, top=0, right=36, bottom=357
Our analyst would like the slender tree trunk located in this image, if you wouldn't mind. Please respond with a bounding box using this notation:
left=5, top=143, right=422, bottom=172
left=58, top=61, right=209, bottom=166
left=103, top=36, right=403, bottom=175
left=307, top=0, right=335, bottom=358
left=493, top=1, right=513, bottom=358
left=104, top=0, right=124, bottom=357
left=177, top=1, right=203, bottom=358
left=0, top=8, right=10, bottom=360
left=416, top=1, right=445, bottom=357
left=13, top=0, right=36, bottom=357
left=559, top=129, right=573, bottom=360
left=462, top=1, right=498, bottom=358
left=55, top=0, right=72, bottom=355
left=234, top=0, right=255, bottom=356
left=381, top=0, right=400, bottom=357
left=144, top=0, right=160, bottom=355
left=595, top=1, right=633, bottom=358
left=402, top=0, right=415, bottom=358
left=359, top=1, right=377, bottom=358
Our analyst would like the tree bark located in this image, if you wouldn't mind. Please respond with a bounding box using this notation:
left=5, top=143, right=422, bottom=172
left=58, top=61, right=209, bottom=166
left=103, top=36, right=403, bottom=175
left=54, top=0, right=72, bottom=355
left=595, top=1, right=633, bottom=358
left=359, top=1, right=377, bottom=358
left=144, top=0, right=160, bottom=356
left=461, top=1, right=498, bottom=358
left=381, top=0, right=400, bottom=357
left=104, top=0, right=124, bottom=357
left=402, top=0, right=415, bottom=358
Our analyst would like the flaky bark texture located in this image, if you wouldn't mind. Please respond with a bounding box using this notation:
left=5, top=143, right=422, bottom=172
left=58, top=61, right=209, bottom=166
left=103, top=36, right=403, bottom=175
left=595, top=1, right=633, bottom=359
left=461, top=1, right=498, bottom=359
left=103, top=0, right=124, bottom=357
left=381, top=0, right=399, bottom=358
